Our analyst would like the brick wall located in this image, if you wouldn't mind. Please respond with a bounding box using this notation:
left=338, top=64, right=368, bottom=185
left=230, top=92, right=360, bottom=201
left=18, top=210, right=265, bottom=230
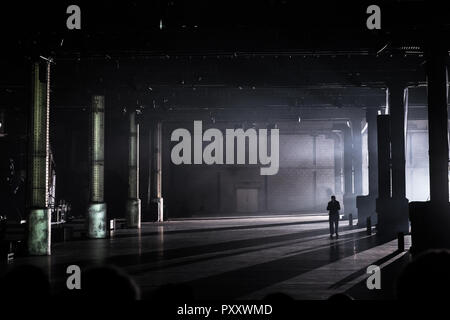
left=165, top=122, right=338, bottom=217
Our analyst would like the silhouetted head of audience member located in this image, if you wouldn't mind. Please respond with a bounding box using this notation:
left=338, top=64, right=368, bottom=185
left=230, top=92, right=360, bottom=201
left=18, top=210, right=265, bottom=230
left=327, top=293, right=354, bottom=301
left=397, top=249, right=450, bottom=299
left=151, top=283, right=195, bottom=301
left=0, top=264, right=50, bottom=300
left=81, top=265, right=140, bottom=300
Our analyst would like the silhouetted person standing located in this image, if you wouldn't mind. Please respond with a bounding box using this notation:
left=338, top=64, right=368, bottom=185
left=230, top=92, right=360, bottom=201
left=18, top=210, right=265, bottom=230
left=327, top=196, right=340, bottom=238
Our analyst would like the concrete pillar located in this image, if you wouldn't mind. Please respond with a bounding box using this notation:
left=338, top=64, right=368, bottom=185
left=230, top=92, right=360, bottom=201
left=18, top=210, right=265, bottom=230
left=389, top=84, right=410, bottom=234
left=376, top=84, right=410, bottom=238
left=409, top=40, right=450, bottom=253
left=426, top=46, right=449, bottom=205
left=312, top=134, right=318, bottom=209
left=353, top=119, right=363, bottom=196
left=375, top=115, right=392, bottom=235
left=332, top=133, right=343, bottom=195
left=153, top=121, right=164, bottom=222
left=367, top=109, right=379, bottom=197
left=343, top=127, right=353, bottom=196
left=389, top=84, right=408, bottom=199
left=138, top=122, right=150, bottom=221
left=377, top=115, right=391, bottom=200
left=87, top=95, right=107, bottom=238
left=28, top=62, right=51, bottom=255
left=126, top=111, right=141, bottom=228
left=146, top=126, right=152, bottom=213
left=356, top=109, right=379, bottom=227
left=342, top=125, right=356, bottom=217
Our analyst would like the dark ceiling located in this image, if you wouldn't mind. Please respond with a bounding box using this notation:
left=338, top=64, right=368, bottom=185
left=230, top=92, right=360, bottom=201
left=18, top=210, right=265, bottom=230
left=0, top=0, right=448, bottom=117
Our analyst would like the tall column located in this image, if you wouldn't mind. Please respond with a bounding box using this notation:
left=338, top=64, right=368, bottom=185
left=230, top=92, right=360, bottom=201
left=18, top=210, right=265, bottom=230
left=312, top=134, right=318, bottom=209
left=126, top=111, right=141, bottom=228
left=390, top=84, right=410, bottom=233
left=375, top=115, right=392, bottom=234
left=87, top=95, right=107, bottom=238
left=409, top=37, right=450, bottom=254
left=332, top=133, right=343, bottom=195
left=353, top=119, right=363, bottom=196
left=426, top=45, right=449, bottom=205
left=367, top=109, right=379, bottom=196
left=377, top=115, right=391, bottom=200
left=376, top=84, right=409, bottom=237
left=356, top=109, right=379, bottom=227
left=343, top=127, right=353, bottom=195
left=28, top=62, right=51, bottom=255
left=389, top=83, right=408, bottom=199
left=138, top=121, right=149, bottom=221
left=153, top=121, right=164, bottom=222
left=146, top=126, right=153, bottom=213
left=342, top=125, right=356, bottom=217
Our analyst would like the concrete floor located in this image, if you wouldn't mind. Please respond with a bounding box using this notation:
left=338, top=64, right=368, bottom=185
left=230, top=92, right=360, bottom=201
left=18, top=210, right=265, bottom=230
left=1, top=214, right=411, bottom=300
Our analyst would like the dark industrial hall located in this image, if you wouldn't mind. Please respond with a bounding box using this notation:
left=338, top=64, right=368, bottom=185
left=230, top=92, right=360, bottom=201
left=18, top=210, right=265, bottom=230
left=1, top=0, right=450, bottom=308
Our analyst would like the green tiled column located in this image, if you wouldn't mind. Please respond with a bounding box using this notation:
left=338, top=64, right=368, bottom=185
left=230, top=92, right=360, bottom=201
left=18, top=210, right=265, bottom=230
left=154, top=121, right=164, bottom=222
left=28, top=62, right=51, bottom=255
left=126, top=111, right=141, bottom=228
left=87, top=95, right=107, bottom=238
